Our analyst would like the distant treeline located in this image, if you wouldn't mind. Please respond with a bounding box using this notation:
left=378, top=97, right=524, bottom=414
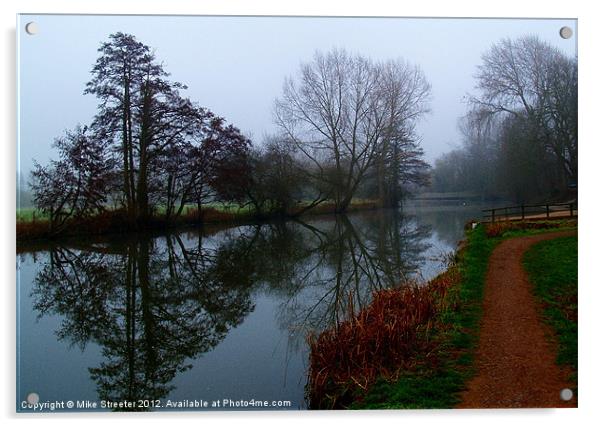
left=431, top=36, right=577, bottom=203
left=16, top=173, right=33, bottom=208
left=26, top=34, right=432, bottom=235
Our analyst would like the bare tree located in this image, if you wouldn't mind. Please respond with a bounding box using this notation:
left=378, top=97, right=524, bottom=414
left=472, top=35, right=577, bottom=187
left=275, top=49, right=431, bottom=213
left=545, top=56, right=577, bottom=184
left=432, top=36, right=577, bottom=203
left=82, top=33, right=254, bottom=226
left=30, top=126, right=115, bottom=233
left=375, top=59, right=431, bottom=205
left=159, top=115, right=251, bottom=222
left=86, top=33, right=208, bottom=224
left=84, top=33, right=154, bottom=223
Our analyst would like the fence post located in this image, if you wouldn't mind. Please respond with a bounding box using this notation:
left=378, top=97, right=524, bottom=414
left=546, top=204, right=550, bottom=218
left=521, top=205, right=525, bottom=220
left=491, top=209, right=495, bottom=223
left=570, top=203, right=574, bottom=217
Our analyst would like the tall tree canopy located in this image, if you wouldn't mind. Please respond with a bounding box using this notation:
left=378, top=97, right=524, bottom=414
left=84, top=32, right=251, bottom=223
left=431, top=36, right=577, bottom=203
left=31, top=33, right=251, bottom=231
left=274, top=49, right=431, bottom=212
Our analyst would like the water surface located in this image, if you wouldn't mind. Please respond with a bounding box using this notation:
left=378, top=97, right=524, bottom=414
left=17, top=202, right=493, bottom=411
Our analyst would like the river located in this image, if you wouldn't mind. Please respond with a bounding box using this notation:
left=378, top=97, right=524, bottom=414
left=16, top=201, right=496, bottom=411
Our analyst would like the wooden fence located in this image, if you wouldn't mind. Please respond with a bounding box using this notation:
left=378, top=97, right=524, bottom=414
left=482, top=202, right=577, bottom=223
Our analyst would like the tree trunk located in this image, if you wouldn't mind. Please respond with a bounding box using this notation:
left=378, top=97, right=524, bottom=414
left=336, top=194, right=353, bottom=213
left=136, top=159, right=149, bottom=224
left=122, top=76, right=135, bottom=224
left=136, top=82, right=153, bottom=225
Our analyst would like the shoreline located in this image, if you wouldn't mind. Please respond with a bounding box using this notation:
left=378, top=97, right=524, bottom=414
left=306, top=218, right=578, bottom=409
left=16, top=200, right=383, bottom=248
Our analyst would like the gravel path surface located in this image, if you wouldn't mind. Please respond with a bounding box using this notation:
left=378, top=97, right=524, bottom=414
left=458, top=231, right=577, bottom=408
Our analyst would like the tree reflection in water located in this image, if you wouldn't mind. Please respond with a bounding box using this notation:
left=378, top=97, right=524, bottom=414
left=248, top=211, right=432, bottom=350
left=29, top=211, right=431, bottom=409
left=32, top=233, right=256, bottom=408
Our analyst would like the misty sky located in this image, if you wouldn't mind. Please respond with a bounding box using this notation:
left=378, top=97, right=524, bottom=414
left=17, top=14, right=577, bottom=177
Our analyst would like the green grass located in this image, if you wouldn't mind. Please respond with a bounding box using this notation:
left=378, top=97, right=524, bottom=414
left=353, top=225, right=498, bottom=409
left=16, top=207, right=47, bottom=222
left=17, top=203, right=248, bottom=222
left=16, top=199, right=378, bottom=225
left=523, top=235, right=578, bottom=382
left=151, top=202, right=255, bottom=215
left=17, top=199, right=382, bottom=242
left=500, top=220, right=578, bottom=239
left=353, top=221, right=578, bottom=409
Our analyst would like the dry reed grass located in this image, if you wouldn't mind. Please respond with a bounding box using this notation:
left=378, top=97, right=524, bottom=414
left=484, top=219, right=577, bottom=238
left=307, top=269, right=460, bottom=408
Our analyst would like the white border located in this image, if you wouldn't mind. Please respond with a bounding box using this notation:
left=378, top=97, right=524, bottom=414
left=3, top=1, right=601, bottom=427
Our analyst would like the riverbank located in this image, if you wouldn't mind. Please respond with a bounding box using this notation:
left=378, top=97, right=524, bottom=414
left=16, top=202, right=471, bottom=410
left=306, top=218, right=578, bottom=409
left=523, top=235, right=578, bottom=387
left=16, top=200, right=380, bottom=245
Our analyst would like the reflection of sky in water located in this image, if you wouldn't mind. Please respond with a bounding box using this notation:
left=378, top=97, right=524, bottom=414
left=17, top=203, right=493, bottom=412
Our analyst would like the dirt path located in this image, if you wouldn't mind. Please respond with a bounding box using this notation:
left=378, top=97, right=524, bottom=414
left=458, top=231, right=577, bottom=408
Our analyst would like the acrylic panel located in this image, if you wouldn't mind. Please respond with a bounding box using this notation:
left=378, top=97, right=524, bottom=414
left=16, top=14, right=578, bottom=412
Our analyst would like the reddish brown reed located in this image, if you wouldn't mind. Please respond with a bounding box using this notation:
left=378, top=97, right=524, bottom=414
left=16, top=220, right=50, bottom=240
left=306, top=270, right=461, bottom=409
left=484, top=221, right=513, bottom=237
left=484, top=219, right=576, bottom=238
left=185, top=207, right=239, bottom=223
left=16, top=207, right=251, bottom=243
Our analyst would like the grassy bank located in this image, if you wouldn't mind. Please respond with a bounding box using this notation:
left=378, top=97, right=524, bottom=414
left=523, top=235, right=578, bottom=385
left=16, top=206, right=254, bottom=243
left=307, top=219, right=578, bottom=409
left=16, top=199, right=380, bottom=243
left=350, top=225, right=496, bottom=409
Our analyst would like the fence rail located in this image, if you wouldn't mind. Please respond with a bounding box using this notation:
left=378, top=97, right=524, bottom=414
left=482, top=202, right=577, bottom=223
